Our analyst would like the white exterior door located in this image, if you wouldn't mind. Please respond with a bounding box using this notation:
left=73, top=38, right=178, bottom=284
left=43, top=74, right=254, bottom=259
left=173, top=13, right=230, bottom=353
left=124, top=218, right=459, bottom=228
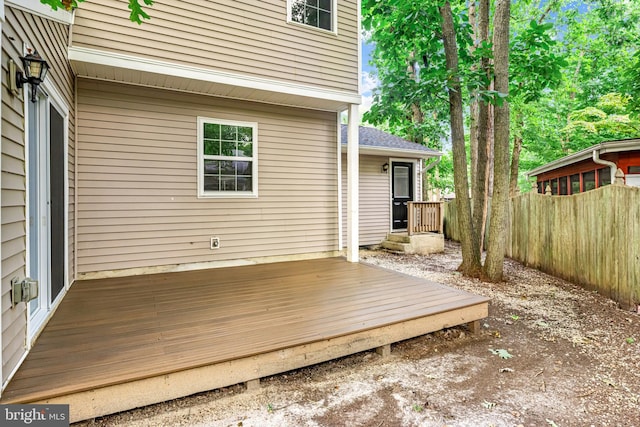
left=26, top=90, right=67, bottom=340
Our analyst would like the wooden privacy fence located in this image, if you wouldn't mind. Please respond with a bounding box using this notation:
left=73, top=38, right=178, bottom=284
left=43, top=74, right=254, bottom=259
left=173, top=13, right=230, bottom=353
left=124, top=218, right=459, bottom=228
left=407, top=201, right=444, bottom=235
left=444, top=185, right=640, bottom=309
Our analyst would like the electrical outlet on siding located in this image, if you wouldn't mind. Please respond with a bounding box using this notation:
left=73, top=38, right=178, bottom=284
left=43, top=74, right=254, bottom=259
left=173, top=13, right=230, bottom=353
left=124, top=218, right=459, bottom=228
left=210, top=237, right=220, bottom=249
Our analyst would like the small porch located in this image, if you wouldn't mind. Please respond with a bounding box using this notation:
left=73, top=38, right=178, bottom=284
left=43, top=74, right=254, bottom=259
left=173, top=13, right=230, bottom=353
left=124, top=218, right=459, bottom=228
left=382, top=201, right=446, bottom=254
left=1, top=257, right=488, bottom=422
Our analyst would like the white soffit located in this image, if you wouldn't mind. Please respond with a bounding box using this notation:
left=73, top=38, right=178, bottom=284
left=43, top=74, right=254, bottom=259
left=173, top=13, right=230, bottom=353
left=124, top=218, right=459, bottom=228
left=7, top=0, right=73, bottom=25
left=69, top=46, right=362, bottom=112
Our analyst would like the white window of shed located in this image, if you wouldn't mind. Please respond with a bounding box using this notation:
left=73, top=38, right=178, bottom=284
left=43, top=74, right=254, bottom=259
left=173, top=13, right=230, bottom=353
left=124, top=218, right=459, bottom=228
left=197, top=117, right=258, bottom=198
left=289, top=0, right=336, bottom=33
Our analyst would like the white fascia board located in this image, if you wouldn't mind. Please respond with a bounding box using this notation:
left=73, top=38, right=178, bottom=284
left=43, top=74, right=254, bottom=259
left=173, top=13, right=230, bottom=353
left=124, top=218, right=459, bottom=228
left=68, top=46, right=362, bottom=105
left=7, top=0, right=72, bottom=25
left=341, top=145, right=442, bottom=158
left=527, top=139, right=640, bottom=178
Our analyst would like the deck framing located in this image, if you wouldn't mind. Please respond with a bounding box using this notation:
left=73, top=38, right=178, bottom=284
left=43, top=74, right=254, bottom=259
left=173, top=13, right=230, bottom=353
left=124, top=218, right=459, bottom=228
left=1, top=258, right=488, bottom=422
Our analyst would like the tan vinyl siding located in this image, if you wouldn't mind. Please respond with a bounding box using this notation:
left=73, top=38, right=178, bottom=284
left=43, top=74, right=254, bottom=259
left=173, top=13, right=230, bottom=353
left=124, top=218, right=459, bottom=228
left=1, top=7, right=75, bottom=386
left=341, top=154, right=391, bottom=247
left=71, top=0, right=358, bottom=93
left=76, top=79, right=338, bottom=274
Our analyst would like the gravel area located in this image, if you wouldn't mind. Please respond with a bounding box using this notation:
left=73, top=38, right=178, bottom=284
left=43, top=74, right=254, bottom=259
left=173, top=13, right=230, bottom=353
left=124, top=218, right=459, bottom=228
left=75, top=241, right=640, bottom=427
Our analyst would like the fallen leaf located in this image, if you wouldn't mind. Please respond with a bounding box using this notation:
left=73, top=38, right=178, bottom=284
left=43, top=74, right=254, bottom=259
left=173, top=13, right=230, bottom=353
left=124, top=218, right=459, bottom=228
left=489, top=348, right=513, bottom=359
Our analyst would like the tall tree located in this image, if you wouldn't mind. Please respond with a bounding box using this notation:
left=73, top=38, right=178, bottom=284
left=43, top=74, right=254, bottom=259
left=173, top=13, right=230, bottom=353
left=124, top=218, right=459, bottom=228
left=364, top=0, right=527, bottom=280
left=439, top=1, right=482, bottom=275
left=483, top=0, right=510, bottom=280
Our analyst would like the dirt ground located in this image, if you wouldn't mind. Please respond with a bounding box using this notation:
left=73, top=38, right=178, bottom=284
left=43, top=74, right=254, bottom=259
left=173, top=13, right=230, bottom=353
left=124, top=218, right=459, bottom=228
left=76, top=242, right=640, bottom=427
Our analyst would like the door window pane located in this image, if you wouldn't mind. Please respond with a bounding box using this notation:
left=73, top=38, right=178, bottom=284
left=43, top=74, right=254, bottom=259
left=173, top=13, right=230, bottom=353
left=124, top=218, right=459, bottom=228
left=394, top=166, right=410, bottom=198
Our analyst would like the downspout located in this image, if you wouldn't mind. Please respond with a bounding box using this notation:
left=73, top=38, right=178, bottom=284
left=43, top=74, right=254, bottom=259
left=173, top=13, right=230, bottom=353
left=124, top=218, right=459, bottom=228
left=592, top=148, right=617, bottom=185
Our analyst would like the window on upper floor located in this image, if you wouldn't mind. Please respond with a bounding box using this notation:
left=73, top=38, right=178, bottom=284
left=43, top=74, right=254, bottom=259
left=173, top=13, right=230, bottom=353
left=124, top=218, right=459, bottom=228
left=197, top=117, right=258, bottom=198
left=288, top=0, right=337, bottom=33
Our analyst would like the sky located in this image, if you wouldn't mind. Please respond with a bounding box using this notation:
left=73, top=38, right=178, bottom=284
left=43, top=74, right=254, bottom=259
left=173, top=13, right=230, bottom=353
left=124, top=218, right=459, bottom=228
left=359, top=38, right=378, bottom=121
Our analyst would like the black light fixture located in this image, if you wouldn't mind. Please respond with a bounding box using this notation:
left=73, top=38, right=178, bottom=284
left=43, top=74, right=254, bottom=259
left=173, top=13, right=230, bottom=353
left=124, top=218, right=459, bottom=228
left=382, top=162, right=389, bottom=173
left=14, top=50, right=50, bottom=103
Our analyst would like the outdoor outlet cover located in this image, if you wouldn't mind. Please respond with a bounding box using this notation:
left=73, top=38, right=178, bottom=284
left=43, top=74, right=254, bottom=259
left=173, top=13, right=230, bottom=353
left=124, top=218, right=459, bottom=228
left=210, top=237, right=220, bottom=249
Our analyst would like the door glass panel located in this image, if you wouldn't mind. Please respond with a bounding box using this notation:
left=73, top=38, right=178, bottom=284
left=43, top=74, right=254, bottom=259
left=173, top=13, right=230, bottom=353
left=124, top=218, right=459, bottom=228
left=50, top=104, right=65, bottom=302
left=28, top=100, right=40, bottom=316
left=393, top=166, right=410, bottom=198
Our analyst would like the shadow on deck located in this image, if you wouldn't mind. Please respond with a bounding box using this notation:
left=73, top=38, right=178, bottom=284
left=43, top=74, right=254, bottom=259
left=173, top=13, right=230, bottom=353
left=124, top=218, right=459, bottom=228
left=1, top=257, right=489, bottom=422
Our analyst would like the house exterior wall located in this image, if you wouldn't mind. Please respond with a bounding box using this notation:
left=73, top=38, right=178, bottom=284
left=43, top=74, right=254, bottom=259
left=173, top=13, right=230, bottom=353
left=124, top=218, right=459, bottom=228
left=71, top=0, right=359, bottom=94
left=534, top=150, right=640, bottom=194
left=1, top=5, right=75, bottom=386
left=341, top=154, right=390, bottom=246
left=76, top=79, right=339, bottom=275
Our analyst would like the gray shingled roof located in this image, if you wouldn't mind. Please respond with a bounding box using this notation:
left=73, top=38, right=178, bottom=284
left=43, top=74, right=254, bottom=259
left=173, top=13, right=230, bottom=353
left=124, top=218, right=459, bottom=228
left=340, top=125, right=440, bottom=156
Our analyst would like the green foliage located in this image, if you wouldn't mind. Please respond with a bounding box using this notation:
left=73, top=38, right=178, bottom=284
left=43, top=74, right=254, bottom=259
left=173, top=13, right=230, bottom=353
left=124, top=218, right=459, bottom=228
left=510, top=20, right=567, bottom=103
left=40, top=0, right=153, bottom=23
left=427, top=152, right=455, bottom=195
left=560, top=93, right=640, bottom=149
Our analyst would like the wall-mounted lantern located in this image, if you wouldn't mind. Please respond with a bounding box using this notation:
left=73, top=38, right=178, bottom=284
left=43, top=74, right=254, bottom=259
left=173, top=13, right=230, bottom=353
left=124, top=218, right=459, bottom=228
left=382, top=162, right=389, bottom=173
left=9, top=50, right=50, bottom=103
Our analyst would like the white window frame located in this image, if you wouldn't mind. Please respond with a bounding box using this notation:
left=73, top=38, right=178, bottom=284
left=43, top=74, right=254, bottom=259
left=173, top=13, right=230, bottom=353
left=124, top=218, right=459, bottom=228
left=197, top=117, right=258, bottom=198
left=287, top=0, right=338, bottom=35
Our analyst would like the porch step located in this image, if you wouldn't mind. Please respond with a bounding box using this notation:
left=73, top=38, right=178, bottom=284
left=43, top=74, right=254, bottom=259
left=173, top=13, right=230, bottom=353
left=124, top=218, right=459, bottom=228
left=385, top=233, right=411, bottom=243
left=380, top=232, right=445, bottom=255
left=380, top=240, right=412, bottom=253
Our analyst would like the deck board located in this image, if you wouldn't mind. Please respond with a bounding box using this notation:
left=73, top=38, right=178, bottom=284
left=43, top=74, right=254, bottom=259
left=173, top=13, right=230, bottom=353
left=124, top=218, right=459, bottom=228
left=1, top=257, right=489, bottom=407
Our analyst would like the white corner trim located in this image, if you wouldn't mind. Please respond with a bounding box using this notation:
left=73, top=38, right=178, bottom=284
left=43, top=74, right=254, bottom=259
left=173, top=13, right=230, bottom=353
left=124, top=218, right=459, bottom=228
left=69, top=46, right=362, bottom=105
left=0, top=0, right=5, bottom=22
left=7, top=0, right=73, bottom=25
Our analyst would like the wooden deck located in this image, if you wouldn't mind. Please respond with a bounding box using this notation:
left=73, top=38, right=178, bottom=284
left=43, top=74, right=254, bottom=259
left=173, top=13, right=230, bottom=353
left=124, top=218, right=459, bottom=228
left=1, top=257, right=488, bottom=422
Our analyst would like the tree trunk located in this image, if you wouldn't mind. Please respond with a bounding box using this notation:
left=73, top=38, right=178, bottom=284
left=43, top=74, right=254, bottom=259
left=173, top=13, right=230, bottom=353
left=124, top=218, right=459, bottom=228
left=440, top=1, right=482, bottom=276
left=407, top=56, right=425, bottom=144
left=471, top=0, right=490, bottom=255
left=509, top=112, right=524, bottom=196
left=483, top=0, right=510, bottom=282
left=469, top=1, right=478, bottom=187
left=509, top=134, right=522, bottom=196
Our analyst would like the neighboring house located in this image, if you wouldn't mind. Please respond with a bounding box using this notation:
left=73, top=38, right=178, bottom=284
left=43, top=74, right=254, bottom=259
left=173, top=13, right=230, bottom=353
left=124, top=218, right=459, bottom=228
left=340, top=125, right=441, bottom=246
left=527, top=139, right=640, bottom=195
left=0, top=0, right=360, bottom=396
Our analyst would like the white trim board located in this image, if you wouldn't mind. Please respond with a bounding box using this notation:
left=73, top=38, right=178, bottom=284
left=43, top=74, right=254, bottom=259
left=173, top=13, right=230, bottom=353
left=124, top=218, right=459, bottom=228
left=68, top=47, right=362, bottom=106
left=6, top=0, right=73, bottom=25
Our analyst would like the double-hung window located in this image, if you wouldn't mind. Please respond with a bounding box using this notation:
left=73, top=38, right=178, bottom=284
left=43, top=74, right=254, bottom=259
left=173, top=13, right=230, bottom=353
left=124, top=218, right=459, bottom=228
left=289, top=0, right=336, bottom=33
left=197, top=117, right=257, bottom=198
